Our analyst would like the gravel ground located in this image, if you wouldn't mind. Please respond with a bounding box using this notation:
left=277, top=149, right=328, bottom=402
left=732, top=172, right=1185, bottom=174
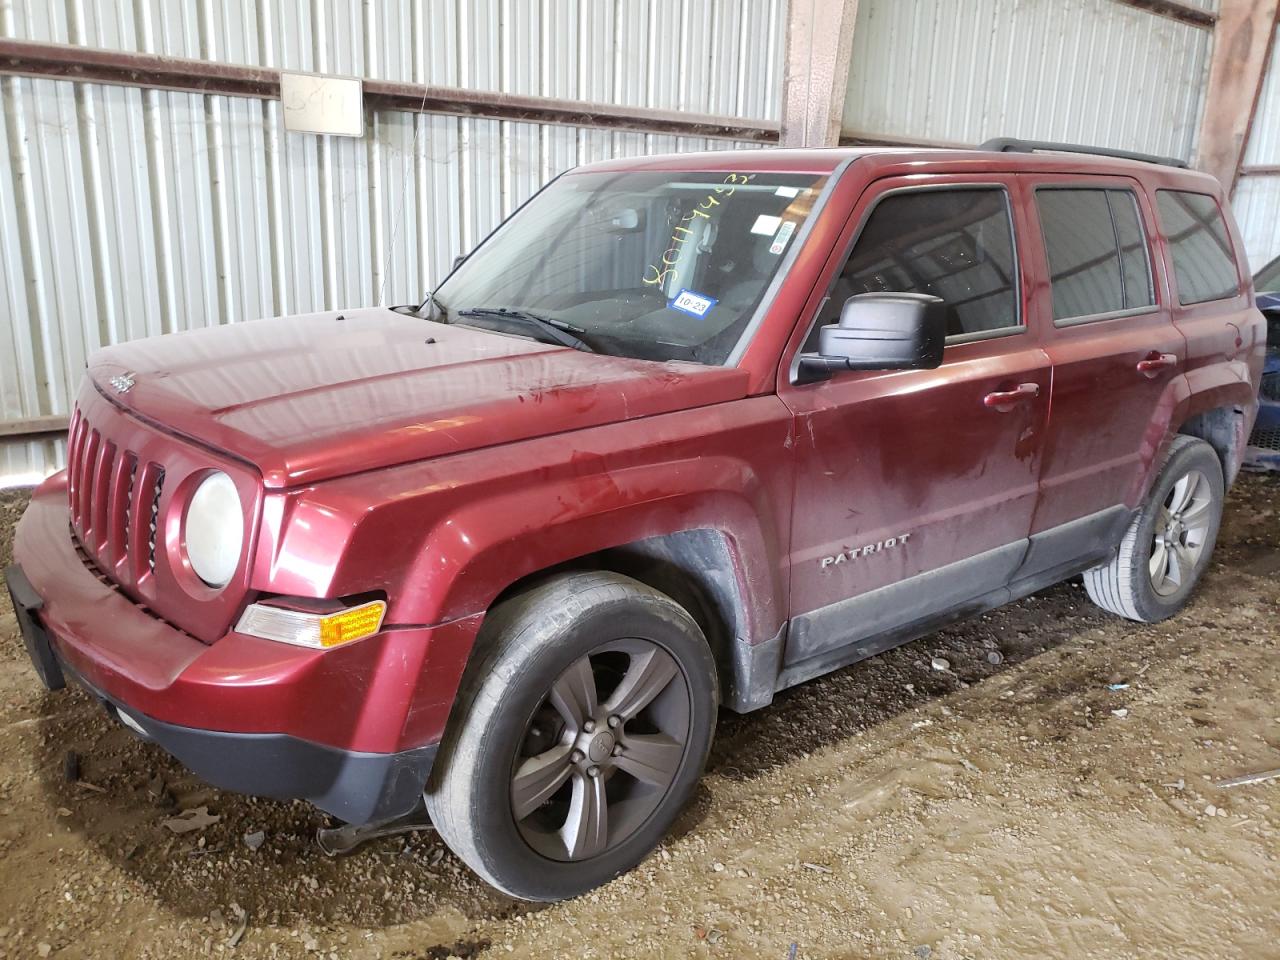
left=0, top=477, right=1277, bottom=959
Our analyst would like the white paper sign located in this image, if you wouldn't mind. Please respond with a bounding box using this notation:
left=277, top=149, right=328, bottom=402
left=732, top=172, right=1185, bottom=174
left=281, top=72, right=365, bottom=137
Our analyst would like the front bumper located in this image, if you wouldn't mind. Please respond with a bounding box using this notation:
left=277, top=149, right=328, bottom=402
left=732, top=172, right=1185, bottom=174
left=7, top=560, right=434, bottom=824
left=7, top=475, right=481, bottom=824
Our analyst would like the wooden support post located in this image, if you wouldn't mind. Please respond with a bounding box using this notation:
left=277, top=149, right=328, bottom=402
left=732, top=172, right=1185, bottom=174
left=1196, top=0, right=1280, bottom=194
left=780, top=0, right=860, bottom=147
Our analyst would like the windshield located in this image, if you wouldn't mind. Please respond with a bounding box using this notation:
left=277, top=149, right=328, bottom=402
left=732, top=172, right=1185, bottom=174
left=431, top=169, right=828, bottom=365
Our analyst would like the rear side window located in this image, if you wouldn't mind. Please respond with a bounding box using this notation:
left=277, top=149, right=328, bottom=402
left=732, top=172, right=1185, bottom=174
left=813, top=187, right=1020, bottom=342
left=1156, top=190, right=1240, bottom=305
left=1035, top=188, right=1155, bottom=322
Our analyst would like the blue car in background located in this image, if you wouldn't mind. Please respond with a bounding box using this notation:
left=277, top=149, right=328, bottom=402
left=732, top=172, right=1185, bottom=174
left=1247, top=256, right=1280, bottom=471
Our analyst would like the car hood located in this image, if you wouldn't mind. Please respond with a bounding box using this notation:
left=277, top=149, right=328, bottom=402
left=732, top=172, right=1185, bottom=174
left=87, top=307, right=751, bottom=488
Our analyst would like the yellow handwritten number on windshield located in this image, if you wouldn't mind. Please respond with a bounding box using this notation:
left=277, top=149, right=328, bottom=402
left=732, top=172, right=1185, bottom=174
left=642, top=173, right=755, bottom=288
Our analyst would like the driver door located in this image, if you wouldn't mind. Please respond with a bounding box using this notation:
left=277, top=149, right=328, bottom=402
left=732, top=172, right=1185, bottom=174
left=776, top=176, right=1051, bottom=681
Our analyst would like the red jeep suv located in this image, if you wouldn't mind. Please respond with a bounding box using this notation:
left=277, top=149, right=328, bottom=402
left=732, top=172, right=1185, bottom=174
left=6, top=140, right=1264, bottom=901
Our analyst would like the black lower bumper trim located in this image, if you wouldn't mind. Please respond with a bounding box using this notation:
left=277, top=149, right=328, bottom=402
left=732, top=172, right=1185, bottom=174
left=126, top=703, right=438, bottom=826
left=72, top=663, right=437, bottom=825
left=6, top=563, right=66, bottom=691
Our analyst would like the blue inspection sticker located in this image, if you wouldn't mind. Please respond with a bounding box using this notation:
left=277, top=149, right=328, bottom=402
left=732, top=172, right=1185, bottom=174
left=669, top=288, right=718, bottom=318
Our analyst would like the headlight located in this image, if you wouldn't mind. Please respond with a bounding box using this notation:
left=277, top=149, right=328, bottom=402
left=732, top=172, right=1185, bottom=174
left=184, top=471, right=243, bottom=587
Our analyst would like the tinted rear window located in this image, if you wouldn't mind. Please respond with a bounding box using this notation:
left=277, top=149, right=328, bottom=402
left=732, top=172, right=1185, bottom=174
left=1156, top=190, right=1240, bottom=305
left=1036, top=188, right=1155, bottom=322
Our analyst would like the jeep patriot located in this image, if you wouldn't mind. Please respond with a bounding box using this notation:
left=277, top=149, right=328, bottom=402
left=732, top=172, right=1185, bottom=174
left=6, top=140, right=1265, bottom=900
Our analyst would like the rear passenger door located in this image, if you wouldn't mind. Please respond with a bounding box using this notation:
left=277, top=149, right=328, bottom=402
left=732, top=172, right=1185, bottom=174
left=1018, top=176, right=1185, bottom=583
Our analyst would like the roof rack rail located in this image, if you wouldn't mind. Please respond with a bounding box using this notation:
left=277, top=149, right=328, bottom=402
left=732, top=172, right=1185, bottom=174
left=978, top=137, right=1188, bottom=169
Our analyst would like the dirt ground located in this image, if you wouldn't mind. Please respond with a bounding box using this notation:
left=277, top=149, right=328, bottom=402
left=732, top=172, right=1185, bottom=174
left=0, top=476, right=1277, bottom=960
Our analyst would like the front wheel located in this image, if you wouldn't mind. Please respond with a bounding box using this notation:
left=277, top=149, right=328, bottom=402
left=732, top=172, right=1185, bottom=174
left=424, top=571, right=718, bottom=901
left=1083, top=435, right=1224, bottom=622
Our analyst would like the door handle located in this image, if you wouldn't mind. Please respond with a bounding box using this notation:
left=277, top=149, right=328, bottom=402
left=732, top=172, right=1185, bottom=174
left=1136, top=352, right=1178, bottom=377
left=983, top=382, right=1040, bottom=411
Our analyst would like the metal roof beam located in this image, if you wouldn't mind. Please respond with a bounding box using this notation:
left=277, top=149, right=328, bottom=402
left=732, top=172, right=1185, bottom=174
left=1112, top=0, right=1218, bottom=29
left=0, top=39, right=780, bottom=143
left=0, top=416, right=70, bottom=440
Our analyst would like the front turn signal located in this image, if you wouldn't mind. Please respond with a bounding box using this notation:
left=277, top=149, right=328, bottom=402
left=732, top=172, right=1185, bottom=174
left=235, top=599, right=387, bottom=649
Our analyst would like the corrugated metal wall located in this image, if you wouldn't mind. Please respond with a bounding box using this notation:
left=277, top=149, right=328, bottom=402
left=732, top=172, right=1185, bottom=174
left=0, top=0, right=784, bottom=482
left=1233, top=23, right=1280, bottom=273
left=842, top=0, right=1212, bottom=162
left=1, top=0, right=1250, bottom=486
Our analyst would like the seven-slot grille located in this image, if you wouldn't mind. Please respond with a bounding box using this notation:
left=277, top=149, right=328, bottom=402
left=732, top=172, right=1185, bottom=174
left=61, top=383, right=257, bottom=644
left=66, top=406, right=165, bottom=583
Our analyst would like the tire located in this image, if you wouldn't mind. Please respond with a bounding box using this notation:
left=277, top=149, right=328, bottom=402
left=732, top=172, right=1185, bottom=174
left=424, top=571, right=718, bottom=901
left=1083, top=435, right=1224, bottom=623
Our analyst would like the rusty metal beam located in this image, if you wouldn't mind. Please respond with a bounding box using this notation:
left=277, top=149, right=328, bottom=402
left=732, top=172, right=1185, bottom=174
left=780, top=0, right=861, bottom=147
left=361, top=77, right=778, bottom=141
left=0, top=39, right=779, bottom=143
left=1111, top=0, right=1218, bottom=28
left=1195, top=0, right=1280, bottom=193
left=1240, top=164, right=1280, bottom=176
left=0, top=39, right=278, bottom=95
left=0, top=415, right=69, bottom=440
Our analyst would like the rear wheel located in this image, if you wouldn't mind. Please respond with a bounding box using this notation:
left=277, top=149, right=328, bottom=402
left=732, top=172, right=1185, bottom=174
left=1083, top=435, right=1224, bottom=622
left=425, top=571, right=717, bottom=901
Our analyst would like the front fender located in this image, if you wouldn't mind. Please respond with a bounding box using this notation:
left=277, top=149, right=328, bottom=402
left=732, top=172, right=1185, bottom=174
left=262, top=397, right=795, bottom=645
left=401, top=457, right=787, bottom=641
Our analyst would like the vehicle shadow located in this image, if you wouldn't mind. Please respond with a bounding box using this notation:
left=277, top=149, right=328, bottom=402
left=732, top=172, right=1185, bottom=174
left=708, top=578, right=1114, bottom=783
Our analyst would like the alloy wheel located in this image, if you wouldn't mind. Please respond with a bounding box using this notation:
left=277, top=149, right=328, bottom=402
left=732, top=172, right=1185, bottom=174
left=1149, top=468, right=1213, bottom=597
left=510, top=638, right=692, bottom=862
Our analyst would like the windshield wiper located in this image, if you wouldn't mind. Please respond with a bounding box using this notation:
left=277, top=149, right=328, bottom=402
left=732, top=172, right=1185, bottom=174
left=456, top=307, right=594, bottom=352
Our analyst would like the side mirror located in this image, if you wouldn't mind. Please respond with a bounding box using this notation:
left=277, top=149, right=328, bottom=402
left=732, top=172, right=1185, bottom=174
left=796, top=292, right=946, bottom=384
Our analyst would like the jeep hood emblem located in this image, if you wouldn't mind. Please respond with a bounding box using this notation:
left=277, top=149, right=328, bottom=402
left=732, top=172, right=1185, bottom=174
left=109, top=372, right=136, bottom=394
